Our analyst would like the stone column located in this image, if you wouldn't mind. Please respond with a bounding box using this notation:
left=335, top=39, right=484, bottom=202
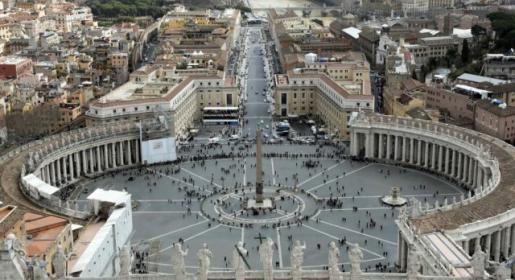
left=451, top=150, right=457, bottom=178
left=397, top=232, right=405, bottom=269
left=431, top=143, right=437, bottom=170
left=456, top=152, right=463, bottom=180
left=96, top=146, right=102, bottom=172
left=112, top=143, right=117, bottom=168
left=128, top=140, right=133, bottom=165
left=63, top=156, right=68, bottom=182
left=89, top=148, right=95, bottom=174
left=485, top=233, right=491, bottom=260
left=511, top=224, right=515, bottom=256
left=135, top=139, right=140, bottom=163
left=477, top=168, right=484, bottom=190
left=82, top=149, right=88, bottom=174
left=75, top=152, right=81, bottom=177
left=44, top=166, right=50, bottom=183
left=404, top=137, right=409, bottom=162
left=369, top=133, right=376, bottom=158
left=394, top=135, right=399, bottom=160
left=69, top=154, right=74, bottom=180
left=410, top=138, right=415, bottom=164
left=386, top=134, right=392, bottom=160
left=424, top=141, right=430, bottom=168
left=493, top=230, right=501, bottom=261
left=467, top=156, right=474, bottom=185
left=473, top=161, right=479, bottom=188
left=50, top=161, right=56, bottom=185
left=119, top=141, right=124, bottom=166
left=56, top=158, right=62, bottom=184
left=463, top=240, right=470, bottom=255
left=483, top=169, right=489, bottom=189
left=445, top=147, right=450, bottom=175
left=378, top=134, right=384, bottom=159
left=416, top=140, right=422, bottom=165
left=502, top=227, right=510, bottom=259
left=104, top=145, right=109, bottom=170
left=438, top=145, right=443, bottom=172
left=465, top=155, right=470, bottom=183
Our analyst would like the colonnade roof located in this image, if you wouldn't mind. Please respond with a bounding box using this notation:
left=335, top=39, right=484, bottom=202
left=411, top=130, right=515, bottom=233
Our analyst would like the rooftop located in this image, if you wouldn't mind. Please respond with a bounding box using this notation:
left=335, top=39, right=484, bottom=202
left=342, top=27, right=361, bottom=39
left=476, top=99, right=515, bottom=117
left=456, top=73, right=508, bottom=86
left=23, top=212, right=69, bottom=257
left=0, top=56, right=30, bottom=65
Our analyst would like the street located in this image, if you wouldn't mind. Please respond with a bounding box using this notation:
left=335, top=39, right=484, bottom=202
left=239, top=25, right=275, bottom=139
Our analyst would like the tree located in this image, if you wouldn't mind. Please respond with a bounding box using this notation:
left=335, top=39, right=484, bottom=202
left=471, top=25, right=486, bottom=37
left=445, top=48, right=458, bottom=68
left=461, top=39, right=470, bottom=64
left=411, top=69, right=417, bottom=80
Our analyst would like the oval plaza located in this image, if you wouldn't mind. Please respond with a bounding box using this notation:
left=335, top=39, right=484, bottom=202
left=0, top=108, right=513, bottom=279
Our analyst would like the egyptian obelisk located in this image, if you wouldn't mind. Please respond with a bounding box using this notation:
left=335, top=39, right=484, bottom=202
left=255, top=128, right=264, bottom=203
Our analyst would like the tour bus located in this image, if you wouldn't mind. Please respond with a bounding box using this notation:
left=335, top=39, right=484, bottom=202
left=202, top=107, right=240, bottom=125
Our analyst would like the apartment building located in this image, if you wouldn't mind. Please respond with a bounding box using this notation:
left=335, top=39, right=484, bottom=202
left=273, top=73, right=374, bottom=139
left=86, top=66, right=239, bottom=139
left=484, top=54, right=515, bottom=81
left=475, top=99, right=515, bottom=143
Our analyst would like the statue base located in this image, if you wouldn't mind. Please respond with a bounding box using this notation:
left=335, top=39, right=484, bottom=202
left=381, top=195, right=407, bottom=207
left=246, top=198, right=273, bottom=209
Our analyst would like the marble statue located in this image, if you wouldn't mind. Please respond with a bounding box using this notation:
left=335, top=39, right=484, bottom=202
left=31, top=257, right=45, bottom=280
left=259, top=238, right=274, bottom=280
left=119, top=245, right=131, bottom=276
left=407, top=245, right=421, bottom=278
left=471, top=245, right=487, bottom=279
left=172, top=243, right=188, bottom=280
left=52, top=245, right=66, bottom=279
left=197, top=243, right=213, bottom=280
left=232, top=241, right=247, bottom=280
left=291, top=240, right=306, bottom=271
left=349, top=243, right=363, bottom=274
left=494, top=263, right=511, bottom=280
left=328, top=241, right=340, bottom=280
left=408, top=197, right=423, bottom=218
left=398, top=205, right=408, bottom=222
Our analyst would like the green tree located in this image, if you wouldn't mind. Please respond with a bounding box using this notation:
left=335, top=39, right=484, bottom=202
left=411, top=69, right=417, bottom=80
left=471, top=25, right=486, bottom=37
left=461, top=40, right=470, bottom=64
left=445, top=48, right=457, bottom=68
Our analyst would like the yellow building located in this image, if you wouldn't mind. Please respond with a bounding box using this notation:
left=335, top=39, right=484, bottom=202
left=23, top=212, right=74, bottom=274
left=274, top=73, right=374, bottom=139
left=0, top=205, right=24, bottom=242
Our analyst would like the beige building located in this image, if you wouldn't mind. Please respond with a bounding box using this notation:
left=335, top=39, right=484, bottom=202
left=303, top=52, right=372, bottom=96
left=58, top=103, right=82, bottom=127
left=273, top=73, right=374, bottom=139
left=23, top=212, right=74, bottom=274
left=86, top=65, right=239, bottom=139
left=475, top=100, right=515, bottom=143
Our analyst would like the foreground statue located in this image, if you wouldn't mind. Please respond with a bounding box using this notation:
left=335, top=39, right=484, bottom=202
left=349, top=243, right=363, bottom=279
left=471, top=243, right=487, bottom=279
left=291, top=240, right=306, bottom=280
left=119, top=245, right=131, bottom=276
left=260, top=238, right=274, bottom=280
left=328, top=241, right=341, bottom=280
left=52, top=245, right=66, bottom=279
left=172, top=243, right=188, bottom=280
left=197, top=243, right=213, bottom=280
left=233, top=241, right=248, bottom=280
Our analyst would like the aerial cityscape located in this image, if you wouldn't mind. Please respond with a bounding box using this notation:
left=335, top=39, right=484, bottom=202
left=0, top=0, right=514, bottom=279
